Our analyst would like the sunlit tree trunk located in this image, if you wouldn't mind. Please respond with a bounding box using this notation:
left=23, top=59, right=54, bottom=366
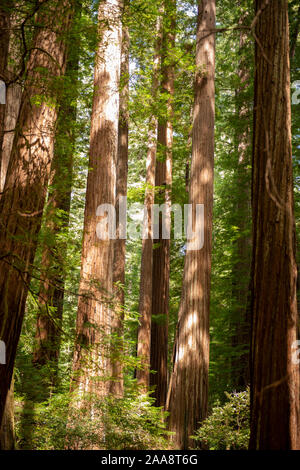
left=0, top=0, right=74, bottom=426
left=249, top=0, right=300, bottom=450
left=110, top=21, right=129, bottom=397
left=71, top=0, right=123, bottom=403
left=136, top=11, right=163, bottom=390
left=150, top=0, right=175, bottom=407
left=167, top=0, right=215, bottom=449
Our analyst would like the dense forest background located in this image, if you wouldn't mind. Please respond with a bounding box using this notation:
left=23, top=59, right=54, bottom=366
left=0, top=0, right=299, bottom=451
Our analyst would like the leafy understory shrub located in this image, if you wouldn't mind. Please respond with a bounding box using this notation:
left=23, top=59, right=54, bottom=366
left=101, top=393, right=170, bottom=450
left=192, top=389, right=250, bottom=450
left=15, top=389, right=170, bottom=450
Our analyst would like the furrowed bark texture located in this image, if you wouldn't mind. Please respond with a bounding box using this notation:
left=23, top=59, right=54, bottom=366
left=150, top=0, right=175, bottom=407
left=249, top=0, right=300, bottom=450
left=0, top=0, right=73, bottom=426
left=167, top=0, right=215, bottom=449
left=71, top=0, right=122, bottom=402
left=110, top=23, right=129, bottom=397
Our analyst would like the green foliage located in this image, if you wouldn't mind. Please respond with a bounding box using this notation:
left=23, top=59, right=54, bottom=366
left=10, top=0, right=299, bottom=451
left=100, top=392, right=170, bottom=450
left=192, top=390, right=250, bottom=450
left=15, top=389, right=170, bottom=450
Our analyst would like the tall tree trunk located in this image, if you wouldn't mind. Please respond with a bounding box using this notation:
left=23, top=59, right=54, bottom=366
left=0, top=0, right=73, bottom=426
left=0, top=11, right=22, bottom=448
left=110, top=21, right=129, bottom=397
left=150, top=0, right=175, bottom=408
left=249, top=0, right=300, bottom=450
left=231, top=13, right=251, bottom=391
left=33, top=14, right=80, bottom=384
left=71, top=0, right=122, bottom=403
left=136, top=11, right=163, bottom=390
left=32, top=76, right=76, bottom=375
left=167, top=0, right=215, bottom=449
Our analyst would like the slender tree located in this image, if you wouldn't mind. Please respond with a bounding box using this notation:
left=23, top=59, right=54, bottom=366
left=136, top=9, right=163, bottom=389
left=71, top=0, right=123, bottom=402
left=249, top=0, right=300, bottom=450
left=150, top=0, right=175, bottom=407
left=167, top=0, right=215, bottom=449
left=110, top=20, right=130, bottom=397
left=231, top=11, right=251, bottom=391
left=0, top=8, right=22, bottom=449
left=0, top=0, right=74, bottom=426
left=33, top=11, right=80, bottom=382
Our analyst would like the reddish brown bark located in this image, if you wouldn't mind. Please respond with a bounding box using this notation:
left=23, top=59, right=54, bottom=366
left=167, top=0, right=215, bottom=449
left=249, top=0, right=300, bottom=450
left=71, top=0, right=123, bottom=403
left=0, top=0, right=73, bottom=426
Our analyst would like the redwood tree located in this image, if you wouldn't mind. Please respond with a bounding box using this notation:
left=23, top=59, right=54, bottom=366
left=231, top=11, right=251, bottom=391
left=33, top=11, right=80, bottom=381
left=167, top=0, right=215, bottom=449
left=0, top=0, right=74, bottom=425
left=249, top=0, right=300, bottom=450
left=150, top=0, right=175, bottom=407
left=110, top=21, right=130, bottom=397
left=0, top=7, right=22, bottom=449
left=71, top=0, right=123, bottom=402
left=136, top=10, right=163, bottom=389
